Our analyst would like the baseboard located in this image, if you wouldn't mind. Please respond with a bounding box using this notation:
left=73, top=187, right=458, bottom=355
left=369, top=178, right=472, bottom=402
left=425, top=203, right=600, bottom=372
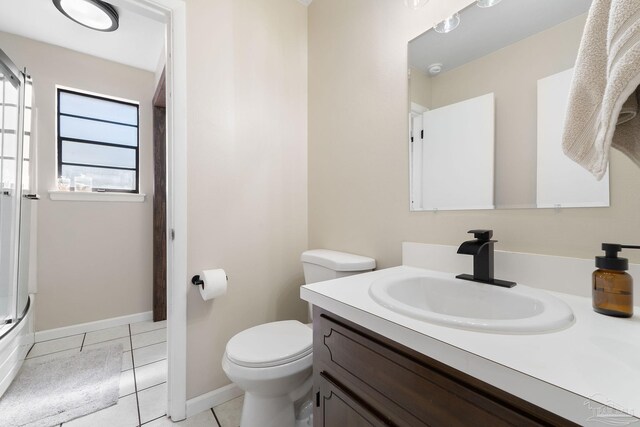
left=186, top=383, right=243, bottom=418
left=34, top=311, right=154, bottom=342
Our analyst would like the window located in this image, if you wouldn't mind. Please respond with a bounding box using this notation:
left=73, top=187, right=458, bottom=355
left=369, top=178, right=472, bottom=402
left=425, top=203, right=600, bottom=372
left=57, top=88, right=139, bottom=193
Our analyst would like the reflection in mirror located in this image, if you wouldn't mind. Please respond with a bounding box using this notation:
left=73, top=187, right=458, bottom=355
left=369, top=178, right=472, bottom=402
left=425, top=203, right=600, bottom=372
left=408, top=0, right=609, bottom=211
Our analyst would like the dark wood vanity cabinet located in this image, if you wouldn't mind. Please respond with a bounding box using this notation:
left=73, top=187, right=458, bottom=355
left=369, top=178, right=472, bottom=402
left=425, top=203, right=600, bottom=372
left=312, top=308, right=577, bottom=427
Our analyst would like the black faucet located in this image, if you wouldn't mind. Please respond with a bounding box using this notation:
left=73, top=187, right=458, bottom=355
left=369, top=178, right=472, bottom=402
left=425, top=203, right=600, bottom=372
left=456, top=230, right=516, bottom=288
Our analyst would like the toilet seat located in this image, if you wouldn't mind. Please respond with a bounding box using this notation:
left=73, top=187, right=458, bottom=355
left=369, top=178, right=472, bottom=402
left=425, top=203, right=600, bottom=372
left=226, top=320, right=312, bottom=368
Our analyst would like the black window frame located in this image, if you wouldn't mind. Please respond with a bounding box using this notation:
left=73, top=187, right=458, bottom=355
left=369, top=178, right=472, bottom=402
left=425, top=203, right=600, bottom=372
left=56, top=88, right=140, bottom=194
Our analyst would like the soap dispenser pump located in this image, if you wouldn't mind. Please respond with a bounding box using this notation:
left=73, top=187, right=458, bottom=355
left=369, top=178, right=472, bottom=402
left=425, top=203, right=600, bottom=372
left=593, top=243, right=640, bottom=318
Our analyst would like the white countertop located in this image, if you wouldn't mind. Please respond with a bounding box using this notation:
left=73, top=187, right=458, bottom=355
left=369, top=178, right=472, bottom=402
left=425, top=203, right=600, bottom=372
left=301, top=265, right=640, bottom=426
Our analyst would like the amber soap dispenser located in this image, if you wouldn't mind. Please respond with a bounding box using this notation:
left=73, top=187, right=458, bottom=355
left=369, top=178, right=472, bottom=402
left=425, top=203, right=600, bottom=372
left=593, top=243, right=639, bottom=318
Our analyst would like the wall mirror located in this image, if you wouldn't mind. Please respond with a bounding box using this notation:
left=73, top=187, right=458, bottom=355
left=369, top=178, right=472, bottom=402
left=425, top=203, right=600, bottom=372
left=408, top=0, right=610, bottom=211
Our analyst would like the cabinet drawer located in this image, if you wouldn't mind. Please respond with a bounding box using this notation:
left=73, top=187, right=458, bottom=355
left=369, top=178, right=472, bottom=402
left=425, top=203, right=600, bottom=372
left=314, top=310, right=576, bottom=427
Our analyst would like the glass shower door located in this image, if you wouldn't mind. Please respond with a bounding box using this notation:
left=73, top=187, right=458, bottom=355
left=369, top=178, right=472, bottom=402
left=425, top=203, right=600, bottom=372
left=0, top=57, right=24, bottom=326
left=17, top=77, right=33, bottom=318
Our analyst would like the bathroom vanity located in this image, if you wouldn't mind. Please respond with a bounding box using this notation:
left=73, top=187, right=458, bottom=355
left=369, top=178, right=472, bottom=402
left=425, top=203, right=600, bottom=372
left=313, top=308, right=574, bottom=426
left=301, top=243, right=640, bottom=426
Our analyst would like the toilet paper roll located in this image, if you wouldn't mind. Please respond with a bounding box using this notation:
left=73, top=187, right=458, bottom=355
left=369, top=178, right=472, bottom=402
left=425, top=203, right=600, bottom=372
left=198, top=269, right=228, bottom=301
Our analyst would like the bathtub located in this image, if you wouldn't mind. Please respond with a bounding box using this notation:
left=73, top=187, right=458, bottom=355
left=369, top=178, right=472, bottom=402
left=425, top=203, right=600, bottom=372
left=0, top=295, right=35, bottom=398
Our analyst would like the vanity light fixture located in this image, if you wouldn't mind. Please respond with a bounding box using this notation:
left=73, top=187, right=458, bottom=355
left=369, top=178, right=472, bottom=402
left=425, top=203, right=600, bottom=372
left=52, top=0, right=119, bottom=32
left=404, top=0, right=429, bottom=10
left=476, top=0, right=502, bottom=7
left=434, top=13, right=460, bottom=34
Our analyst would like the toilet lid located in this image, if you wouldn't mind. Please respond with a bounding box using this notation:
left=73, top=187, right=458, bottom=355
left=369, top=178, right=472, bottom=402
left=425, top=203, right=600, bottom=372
left=226, top=320, right=312, bottom=368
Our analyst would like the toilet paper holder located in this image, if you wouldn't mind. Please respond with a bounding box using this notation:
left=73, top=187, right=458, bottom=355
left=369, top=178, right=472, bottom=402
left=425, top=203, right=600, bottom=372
left=191, top=275, right=204, bottom=288
left=191, top=274, right=228, bottom=288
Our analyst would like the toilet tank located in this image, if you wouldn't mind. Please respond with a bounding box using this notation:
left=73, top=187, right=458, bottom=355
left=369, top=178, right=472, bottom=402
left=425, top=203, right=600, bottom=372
left=301, top=249, right=376, bottom=284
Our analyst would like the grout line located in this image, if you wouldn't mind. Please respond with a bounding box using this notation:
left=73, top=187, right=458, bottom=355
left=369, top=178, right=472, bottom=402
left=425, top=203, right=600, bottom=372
left=211, top=408, right=222, bottom=427
left=140, top=414, right=167, bottom=425
left=130, top=325, right=167, bottom=337
left=77, top=334, right=166, bottom=353
left=83, top=335, right=132, bottom=349
left=26, top=346, right=81, bottom=360
left=131, top=338, right=167, bottom=351
left=34, top=332, right=85, bottom=344
left=127, top=358, right=167, bottom=372
left=34, top=327, right=165, bottom=349
left=120, top=389, right=137, bottom=399
left=131, top=339, right=167, bottom=351
left=79, top=333, right=86, bottom=351
left=129, top=324, right=142, bottom=427
left=36, top=323, right=165, bottom=344
left=136, top=381, right=167, bottom=394
left=24, top=342, right=35, bottom=358
left=122, top=357, right=167, bottom=373
left=132, top=357, right=166, bottom=369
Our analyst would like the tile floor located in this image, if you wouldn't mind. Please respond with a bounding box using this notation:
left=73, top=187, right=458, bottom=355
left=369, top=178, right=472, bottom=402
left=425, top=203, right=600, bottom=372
left=25, top=319, right=244, bottom=427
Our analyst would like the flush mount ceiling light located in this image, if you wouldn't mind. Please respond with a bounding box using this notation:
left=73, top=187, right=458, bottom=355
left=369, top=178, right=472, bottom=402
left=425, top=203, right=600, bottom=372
left=427, top=63, right=443, bottom=76
left=476, top=0, right=502, bottom=7
left=404, top=0, right=429, bottom=10
left=52, top=0, right=119, bottom=32
left=434, top=13, right=460, bottom=34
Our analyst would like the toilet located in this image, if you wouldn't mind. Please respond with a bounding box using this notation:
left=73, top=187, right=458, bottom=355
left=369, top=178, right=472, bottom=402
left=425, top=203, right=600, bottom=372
left=222, top=249, right=376, bottom=427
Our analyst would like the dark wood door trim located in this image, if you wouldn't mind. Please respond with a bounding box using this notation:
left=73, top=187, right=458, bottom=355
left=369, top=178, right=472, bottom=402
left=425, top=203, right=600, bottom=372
left=153, top=68, right=167, bottom=322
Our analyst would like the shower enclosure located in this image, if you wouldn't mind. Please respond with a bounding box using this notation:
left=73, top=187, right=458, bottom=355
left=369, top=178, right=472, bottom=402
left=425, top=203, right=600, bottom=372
left=0, top=48, right=36, bottom=397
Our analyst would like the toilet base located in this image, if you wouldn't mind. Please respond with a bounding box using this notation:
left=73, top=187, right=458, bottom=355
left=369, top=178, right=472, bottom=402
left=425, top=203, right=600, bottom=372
left=240, top=393, right=295, bottom=427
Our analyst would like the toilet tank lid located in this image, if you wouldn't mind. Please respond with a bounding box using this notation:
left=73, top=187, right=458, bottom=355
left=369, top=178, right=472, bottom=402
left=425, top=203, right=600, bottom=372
left=301, top=249, right=376, bottom=272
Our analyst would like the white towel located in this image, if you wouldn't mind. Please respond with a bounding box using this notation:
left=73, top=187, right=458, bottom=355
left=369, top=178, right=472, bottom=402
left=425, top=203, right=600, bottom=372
left=562, top=0, right=640, bottom=180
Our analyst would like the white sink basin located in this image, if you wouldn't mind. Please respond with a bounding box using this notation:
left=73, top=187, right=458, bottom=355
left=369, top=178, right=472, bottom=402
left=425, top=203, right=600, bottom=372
left=369, top=273, right=574, bottom=334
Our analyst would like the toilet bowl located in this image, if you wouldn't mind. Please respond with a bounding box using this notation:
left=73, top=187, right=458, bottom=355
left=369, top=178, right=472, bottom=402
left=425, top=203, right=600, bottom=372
left=222, top=321, right=313, bottom=427
left=222, top=250, right=376, bottom=427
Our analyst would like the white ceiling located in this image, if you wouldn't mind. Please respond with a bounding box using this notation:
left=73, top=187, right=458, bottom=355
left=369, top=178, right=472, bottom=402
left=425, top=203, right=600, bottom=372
left=0, top=0, right=165, bottom=72
left=409, top=0, right=592, bottom=75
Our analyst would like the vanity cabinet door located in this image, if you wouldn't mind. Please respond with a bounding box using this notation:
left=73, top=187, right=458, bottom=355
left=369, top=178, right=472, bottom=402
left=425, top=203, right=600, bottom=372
left=316, top=372, right=388, bottom=427
left=313, top=308, right=578, bottom=427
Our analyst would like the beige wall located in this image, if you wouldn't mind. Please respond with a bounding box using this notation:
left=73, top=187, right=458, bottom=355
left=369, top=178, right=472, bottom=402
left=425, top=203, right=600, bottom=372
left=185, top=0, right=308, bottom=398
left=308, top=0, right=640, bottom=277
left=409, top=67, right=431, bottom=109
left=423, top=14, right=587, bottom=207
left=0, top=32, right=155, bottom=330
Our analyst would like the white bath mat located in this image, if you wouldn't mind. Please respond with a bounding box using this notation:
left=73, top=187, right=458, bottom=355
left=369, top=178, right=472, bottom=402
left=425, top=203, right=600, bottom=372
left=0, top=342, right=123, bottom=427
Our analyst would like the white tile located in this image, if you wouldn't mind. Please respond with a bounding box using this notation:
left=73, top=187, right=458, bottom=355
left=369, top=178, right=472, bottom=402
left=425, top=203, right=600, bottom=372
left=27, top=335, right=84, bottom=358
left=122, top=351, right=133, bottom=371
left=131, top=320, right=167, bottom=335
left=134, top=341, right=166, bottom=367
left=82, top=336, right=131, bottom=352
left=131, top=328, right=166, bottom=350
left=138, top=382, right=167, bottom=424
left=213, top=395, right=244, bottom=427
left=119, top=369, right=135, bottom=397
left=136, top=359, right=167, bottom=391
left=84, top=325, right=130, bottom=346
left=64, top=393, right=139, bottom=427
left=143, top=410, right=217, bottom=426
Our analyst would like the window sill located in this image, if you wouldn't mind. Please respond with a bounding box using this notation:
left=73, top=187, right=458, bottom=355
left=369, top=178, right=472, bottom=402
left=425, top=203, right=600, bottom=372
left=48, top=191, right=146, bottom=202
